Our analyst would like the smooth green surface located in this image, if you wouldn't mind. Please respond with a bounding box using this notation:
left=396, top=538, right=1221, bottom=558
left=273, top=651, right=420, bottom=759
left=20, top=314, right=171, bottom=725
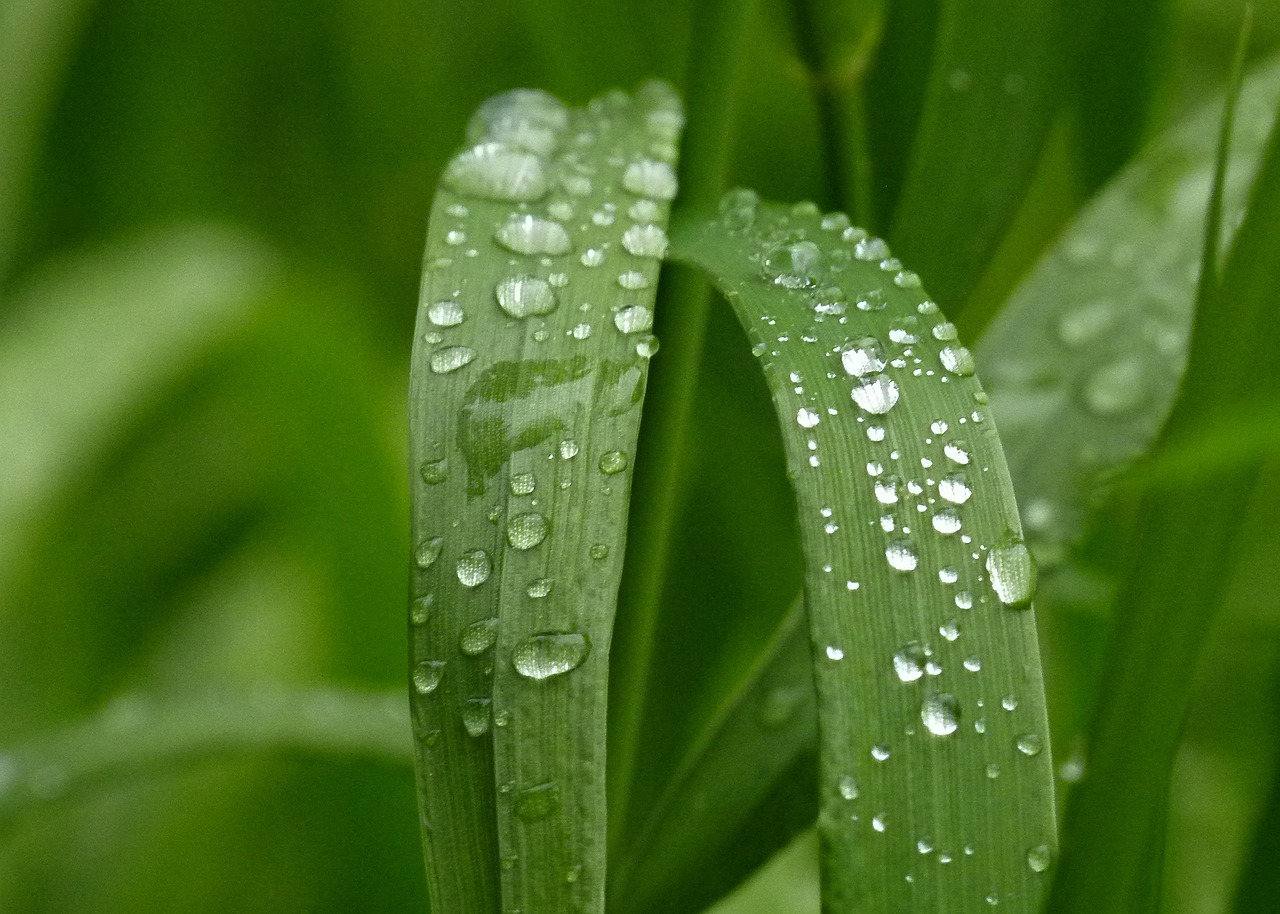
left=673, top=198, right=1056, bottom=912
left=408, top=85, right=680, bottom=913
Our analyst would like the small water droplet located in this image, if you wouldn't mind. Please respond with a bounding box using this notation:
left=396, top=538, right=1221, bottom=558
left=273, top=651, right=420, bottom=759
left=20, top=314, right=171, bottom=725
left=895, top=270, right=922, bottom=289
left=852, top=374, right=900, bottom=414
left=838, top=776, right=860, bottom=800
left=886, top=538, right=918, bottom=572
left=938, top=474, right=972, bottom=505
left=494, top=214, right=572, bottom=256
left=462, top=698, right=492, bottom=736
left=581, top=248, right=605, bottom=267
left=459, top=617, right=499, bottom=655
left=509, top=472, right=536, bottom=496
left=413, top=660, right=446, bottom=694
left=986, top=532, right=1037, bottom=608
left=893, top=643, right=927, bottom=682
left=854, top=237, right=890, bottom=261
left=932, top=508, right=962, bottom=535
left=842, top=336, right=886, bottom=377
left=939, top=345, right=975, bottom=376
left=963, top=655, right=982, bottom=672
left=416, top=536, right=444, bottom=568
left=944, top=440, right=971, bottom=465
left=589, top=543, right=610, bottom=560
left=428, top=299, right=465, bottom=327
left=875, top=476, right=901, bottom=505
left=797, top=407, right=821, bottom=428
left=1016, top=733, right=1043, bottom=757
left=621, top=223, right=668, bottom=258
left=420, top=458, right=449, bottom=484
left=871, top=744, right=891, bottom=761
left=443, top=142, right=548, bottom=202
left=872, top=813, right=887, bottom=833
left=921, top=693, right=960, bottom=736
left=456, top=549, right=492, bottom=587
left=559, top=439, right=580, bottom=459
left=527, top=577, right=553, bottom=598
left=1026, top=844, right=1052, bottom=873
left=507, top=512, right=549, bottom=550
left=614, top=304, right=654, bottom=334
left=617, top=270, right=651, bottom=290
left=622, top=158, right=678, bottom=199
left=826, top=645, right=846, bottom=661
left=513, top=633, right=591, bottom=680
left=496, top=276, right=557, bottom=318
left=599, top=450, right=629, bottom=475
left=430, top=346, right=477, bottom=374
left=986, top=763, right=1001, bottom=779
left=635, top=334, right=660, bottom=358
left=410, top=594, right=434, bottom=624
left=931, top=322, right=958, bottom=342
left=761, top=240, right=821, bottom=289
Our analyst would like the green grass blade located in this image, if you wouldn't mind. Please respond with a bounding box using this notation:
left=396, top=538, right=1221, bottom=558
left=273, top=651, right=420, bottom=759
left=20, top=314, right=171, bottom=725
left=671, top=196, right=1056, bottom=912
left=0, top=688, right=409, bottom=822
left=887, top=0, right=1065, bottom=309
left=978, top=56, right=1280, bottom=574
left=611, top=598, right=816, bottom=914
left=408, top=83, right=681, bottom=913
left=1046, top=32, right=1280, bottom=914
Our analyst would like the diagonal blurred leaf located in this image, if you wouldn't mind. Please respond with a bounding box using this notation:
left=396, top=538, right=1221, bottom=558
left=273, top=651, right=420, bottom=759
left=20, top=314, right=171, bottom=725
left=671, top=195, right=1056, bottom=912
left=408, top=84, right=682, bottom=913
left=887, top=0, right=1067, bottom=310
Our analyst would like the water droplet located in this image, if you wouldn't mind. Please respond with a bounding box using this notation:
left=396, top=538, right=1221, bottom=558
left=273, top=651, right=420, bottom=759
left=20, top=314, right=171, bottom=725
left=797, top=407, right=821, bottom=428
left=875, top=476, right=901, bottom=505
left=509, top=473, right=536, bottom=496
left=1083, top=356, right=1147, bottom=416
left=410, top=595, right=434, bottom=624
left=559, top=439, right=580, bottom=459
left=462, top=698, right=492, bottom=736
left=854, top=237, right=890, bottom=261
left=964, top=655, right=982, bottom=672
left=886, top=538, right=918, bottom=572
left=513, top=633, right=590, bottom=680
left=430, top=346, right=477, bottom=374
left=599, top=450, right=629, bottom=475
left=420, top=458, right=448, bottom=485
left=416, top=536, right=444, bottom=568
left=986, top=532, right=1037, bottom=608
left=443, top=142, right=548, bottom=202
left=895, top=270, right=922, bottom=289
left=944, top=440, right=971, bottom=465
left=614, top=304, right=654, bottom=334
left=459, top=617, right=499, bottom=655
left=826, top=645, right=845, bottom=661
left=428, top=299, right=465, bottom=327
left=456, top=549, right=492, bottom=587
left=842, top=336, right=886, bottom=377
left=621, top=223, right=668, bottom=258
left=852, top=374, right=900, bottom=414
left=507, top=512, right=549, bottom=550
left=496, top=276, right=557, bottom=317
left=938, top=474, right=972, bottom=505
left=940, top=619, right=960, bottom=641
left=622, top=158, right=678, bottom=199
left=931, top=321, right=958, bottom=342
left=1002, top=695, right=1019, bottom=711
left=1016, top=733, right=1043, bottom=757
left=1027, top=844, right=1052, bottom=873
left=413, top=660, right=445, bottom=694
left=515, top=782, right=561, bottom=820
left=917, top=838, right=934, bottom=854
left=939, top=345, right=975, bottom=376
left=955, top=591, right=974, bottom=609
left=589, top=543, right=610, bottom=560
left=921, top=693, right=960, bottom=736
left=467, top=89, right=567, bottom=155
left=872, top=813, right=887, bottom=833
left=581, top=248, right=605, bottom=267
left=812, top=287, right=849, bottom=316
left=889, top=316, right=919, bottom=345
left=893, top=643, right=927, bottom=682
left=838, top=776, right=860, bottom=800
left=871, top=744, right=891, bottom=761
left=986, top=763, right=1001, bottom=779
left=617, top=270, right=651, bottom=290
left=761, top=240, right=821, bottom=289
left=527, top=577, right=553, bottom=598
left=932, top=508, right=962, bottom=535
left=629, top=198, right=661, bottom=222
left=635, top=334, right=660, bottom=358
left=494, top=214, right=571, bottom=255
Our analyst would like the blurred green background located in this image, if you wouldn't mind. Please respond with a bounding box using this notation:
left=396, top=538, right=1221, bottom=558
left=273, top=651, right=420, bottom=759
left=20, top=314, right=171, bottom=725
left=1, top=0, right=1278, bottom=912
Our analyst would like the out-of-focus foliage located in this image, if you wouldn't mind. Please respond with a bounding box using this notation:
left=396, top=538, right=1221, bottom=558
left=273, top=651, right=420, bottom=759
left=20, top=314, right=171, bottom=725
left=1, top=1, right=1278, bottom=912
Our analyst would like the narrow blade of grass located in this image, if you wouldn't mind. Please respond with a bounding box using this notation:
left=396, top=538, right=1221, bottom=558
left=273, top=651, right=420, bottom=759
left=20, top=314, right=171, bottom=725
left=408, top=84, right=681, bottom=913
left=888, top=0, right=1065, bottom=309
left=671, top=196, right=1056, bottom=912
left=1046, top=21, right=1280, bottom=914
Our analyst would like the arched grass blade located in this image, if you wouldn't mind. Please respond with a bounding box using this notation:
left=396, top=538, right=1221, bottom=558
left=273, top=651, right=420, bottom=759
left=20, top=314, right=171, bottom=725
left=408, top=83, right=682, bottom=913
left=670, top=196, right=1056, bottom=912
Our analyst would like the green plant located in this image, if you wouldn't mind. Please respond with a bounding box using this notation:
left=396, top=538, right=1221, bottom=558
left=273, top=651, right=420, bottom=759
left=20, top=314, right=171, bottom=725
left=3, top=2, right=1280, bottom=914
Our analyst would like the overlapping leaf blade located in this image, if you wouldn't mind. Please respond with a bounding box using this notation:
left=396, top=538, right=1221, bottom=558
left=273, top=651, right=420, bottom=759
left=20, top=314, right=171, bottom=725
left=670, top=197, right=1056, bottom=912
left=408, top=84, right=681, bottom=913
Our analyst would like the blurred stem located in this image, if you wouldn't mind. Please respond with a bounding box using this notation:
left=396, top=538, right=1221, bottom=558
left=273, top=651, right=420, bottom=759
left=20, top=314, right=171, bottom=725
left=787, top=0, right=883, bottom=224
left=608, top=0, right=759, bottom=853
left=0, top=688, right=410, bottom=821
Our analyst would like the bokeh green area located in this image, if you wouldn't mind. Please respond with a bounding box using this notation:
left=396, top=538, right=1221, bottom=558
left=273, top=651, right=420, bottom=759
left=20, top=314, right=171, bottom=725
left=1, top=1, right=1278, bottom=912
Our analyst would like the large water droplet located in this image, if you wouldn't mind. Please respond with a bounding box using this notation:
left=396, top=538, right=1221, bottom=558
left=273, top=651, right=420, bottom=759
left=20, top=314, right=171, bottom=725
left=621, top=224, right=668, bottom=258
left=430, top=346, right=477, bottom=374
left=938, top=473, right=972, bottom=505
left=456, top=549, right=492, bottom=587
left=921, top=692, right=960, bottom=736
left=413, top=660, right=445, bottom=694
left=761, top=240, right=821, bottom=289
left=466, top=89, right=567, bottom=156
left=513, top=633, right=591, bottom=680
left=443, top=142, right=548, bottom=202
left=614, top=304, right=654, bottom=334
left=932, top=508, right=962, bottom=535
left=852, top=374, right=900, bottom=414
left=462, top=698, right=492, bottom=736
left=986, top=532, right=1037, bottom=608
left=496, top=276, right=557, bottom=317
left=842, top=336, right=886, bottom=377
left=939, top=345, right=975, bottom=377
left=886, top=538, right=918, bottom=572
left=459, top=617, right=499, bottom=655
left=622, top=159, right=678, bottom=200
left=507, top=512, right=549, bottom=550
left=494, top=214, right=572, bottom=255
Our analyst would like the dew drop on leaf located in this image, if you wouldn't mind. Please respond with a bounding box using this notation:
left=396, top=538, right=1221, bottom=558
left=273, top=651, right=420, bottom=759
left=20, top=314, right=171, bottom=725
left=1027, top=844, right=1052, bottom=873
left=456, top=549, right=492, bottom=587
left=496, top=276, right=557, bottom=317
left=599, top=450, right=629, bottom=475
left=614, top=304, right=654, bottom=334
left=430, top=346, right=477, bottom=374
left=1016, top=733, right=1044, bottom=757
left=459, top=617, right=499, bottom=655
left=893, top=643, right=927, bottom=682
left=462, top=698, right=492, bottom=737
left=842, top=336, right=887, bottom=377
left=986, top=532, right=1037, bottom=608
left=621, top=223, right=668, bottom=258
left=494, top=214, right=572, bottom=255
left=622, top=158, right=678, bottom=199
left=852, top=374, right=900, bottom=414
left=428, top=299, right=465, bottom=327
left=509, top=472, right=536, bottom=496
left=885, top=537, right=918, bottom=572
left=507, top=512, right=549, bottom=550
left=415, top=536, right=444, bottom=569
left=443, top=142, right=549, bottom=202
left=938, top=473, right=972, bottom=505
left=838, top=776, right=860, bottom=800
left=513, top=633, right=591, bottom=680
left=939, top=345, right=975, bottom=376
left=413, top=660, right=446, bottom=695
left=921, top=693, right=960, bottom=736
left=526, top=577, right=553, bottom=598
left=761, top=240, right=821, bottom=289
